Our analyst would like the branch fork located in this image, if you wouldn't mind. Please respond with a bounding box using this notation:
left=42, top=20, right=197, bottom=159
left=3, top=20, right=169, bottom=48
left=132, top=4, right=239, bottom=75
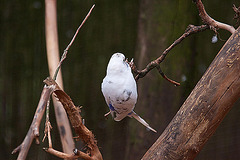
left=130, top=0, right=236, bottom=84
left=194, top=0, right=235, bottom=34
left=12, top=4, right=102, bottom=160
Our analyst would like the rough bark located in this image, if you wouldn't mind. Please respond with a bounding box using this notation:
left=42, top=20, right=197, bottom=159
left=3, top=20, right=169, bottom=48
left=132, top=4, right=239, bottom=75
left=142, top=27, right=240, bottom=160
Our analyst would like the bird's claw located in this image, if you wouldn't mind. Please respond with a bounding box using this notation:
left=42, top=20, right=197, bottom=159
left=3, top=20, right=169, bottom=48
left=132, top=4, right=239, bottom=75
left=104, top=111, right=111, bottom=119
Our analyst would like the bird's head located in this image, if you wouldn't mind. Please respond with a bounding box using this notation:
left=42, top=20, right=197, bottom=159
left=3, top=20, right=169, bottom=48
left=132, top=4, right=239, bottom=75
left=110, top=53, right=126, bottom=61
left=106, top=53, right=130, bottom=75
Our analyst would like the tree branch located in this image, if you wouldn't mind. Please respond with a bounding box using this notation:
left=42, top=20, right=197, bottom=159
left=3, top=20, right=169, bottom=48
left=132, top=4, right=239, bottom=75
left=131, top=0, right=237, bottom=82
left=44, top=77, right=103, bottom=160
left=11, top=85, right=55, bottom=160
left=131, top=25, right=209, bottom=83
left=12, top=4, right=96, bottom=160
left=194, top=0, right=236, bottom=34
left=53, top=4, right=95, bottom=80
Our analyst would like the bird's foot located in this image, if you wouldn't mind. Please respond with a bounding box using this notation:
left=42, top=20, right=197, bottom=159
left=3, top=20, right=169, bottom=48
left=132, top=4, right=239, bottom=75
left=104, top=111, right=111, bottom=119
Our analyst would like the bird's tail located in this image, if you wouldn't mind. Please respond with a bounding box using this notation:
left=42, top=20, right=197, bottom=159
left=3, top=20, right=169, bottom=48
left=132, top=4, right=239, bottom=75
left=128, top=111, right=157, bottom=133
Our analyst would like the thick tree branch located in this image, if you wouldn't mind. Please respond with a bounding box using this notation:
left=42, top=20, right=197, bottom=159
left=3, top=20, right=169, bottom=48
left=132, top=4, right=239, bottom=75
left=194, top=0, right=236, bottom=34
left=11, top=85, right=55, bottom=160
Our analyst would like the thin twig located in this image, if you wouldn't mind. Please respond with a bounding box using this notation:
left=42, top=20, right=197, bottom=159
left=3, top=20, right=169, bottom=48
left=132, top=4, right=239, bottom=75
left=42, top=97, right=51, bottom=142
left=155, top=25, right=209, bottom=64
left=53, top=4, right=95, bottom=80
left=131, top=25, right=209, bottom=82
left=156, top=65, right=180, bottom=86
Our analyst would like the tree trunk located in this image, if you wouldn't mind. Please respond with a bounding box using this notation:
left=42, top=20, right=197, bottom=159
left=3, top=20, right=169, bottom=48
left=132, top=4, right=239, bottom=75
left=142, top=27, right=240, bottom=160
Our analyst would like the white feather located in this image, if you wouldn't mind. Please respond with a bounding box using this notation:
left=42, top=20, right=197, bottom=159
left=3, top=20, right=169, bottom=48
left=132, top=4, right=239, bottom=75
left=212, top=35, right=218, bottom=43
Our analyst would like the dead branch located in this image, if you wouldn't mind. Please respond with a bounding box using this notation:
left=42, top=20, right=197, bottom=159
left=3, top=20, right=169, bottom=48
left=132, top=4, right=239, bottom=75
left=53, top=4, right=95, bottom=80
left=11, top=85, right=55, bottom=160
left=43, top=117, right=89, bottom=160
left=43, top=4, right=100, bottom=160
left=155, top=65, right=180, bottom=86
left=131, top=25, right=209, bottom=82
left=44, top=77, right=103, bottom=160
left=194, top=0, right=236, bottom=34
left=131, top=0, right=237, bottom=82
left=12, top=4, right=96, bottom=160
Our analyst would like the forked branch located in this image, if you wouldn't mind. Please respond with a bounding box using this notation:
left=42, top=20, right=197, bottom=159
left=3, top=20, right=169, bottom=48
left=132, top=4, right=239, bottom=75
left=130, top=25, right=209, bottom=84
left=11, top=85, right=55, bottom=160
left=131, top=0, right=236, bottom=82
left=194, top=0, right=235, bottom=34
left=12, top=4, right=97, bottom=160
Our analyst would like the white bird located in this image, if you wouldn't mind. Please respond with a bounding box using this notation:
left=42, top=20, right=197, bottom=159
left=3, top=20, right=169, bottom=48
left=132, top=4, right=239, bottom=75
left=101, top=53, right=156, bottom=132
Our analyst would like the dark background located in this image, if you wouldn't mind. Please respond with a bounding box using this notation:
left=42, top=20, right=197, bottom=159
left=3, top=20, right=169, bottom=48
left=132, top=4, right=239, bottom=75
left=1, top=0, right=239, bottom=159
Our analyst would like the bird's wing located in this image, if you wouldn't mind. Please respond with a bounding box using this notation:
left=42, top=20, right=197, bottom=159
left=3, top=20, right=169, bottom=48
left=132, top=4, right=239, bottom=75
left=128, top=111, right=157, bottom=133
left=110, top=86, right=137, bottom=121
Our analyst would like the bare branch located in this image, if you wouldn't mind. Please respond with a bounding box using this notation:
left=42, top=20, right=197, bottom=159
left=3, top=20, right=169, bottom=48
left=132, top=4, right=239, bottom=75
left=11, top=85, right=55, bottom=160
left=131, top=25, right=209, bottom=82
left=194, top=0, right=236, bottom=34
left=74, top=149, right=95, bottom=160
left=53, top=4, right=95, bottom=80
left=44, top=148, right=78, bottom=159
left=132, top=0, right=237, bottom=82
left=156, top=65, right=180, bottom=86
